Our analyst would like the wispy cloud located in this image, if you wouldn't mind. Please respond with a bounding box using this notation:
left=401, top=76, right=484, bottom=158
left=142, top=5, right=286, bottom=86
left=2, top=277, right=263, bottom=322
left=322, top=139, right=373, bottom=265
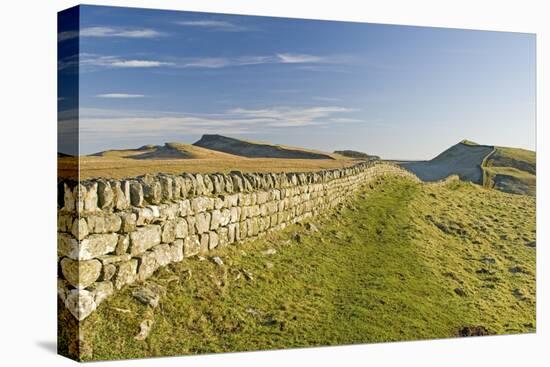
left=175, top=20, right=248, bottom=32
left=58, top=26, right=164, bottom=42
left=64, top=52, right=345, bottom=72
left=276, top=53, right=323, bottom=63
left=76, top=105, right=360, bottom=152
left=96, top=93, right=145, bottom=98
left=312, top=96, right=341, bottom=102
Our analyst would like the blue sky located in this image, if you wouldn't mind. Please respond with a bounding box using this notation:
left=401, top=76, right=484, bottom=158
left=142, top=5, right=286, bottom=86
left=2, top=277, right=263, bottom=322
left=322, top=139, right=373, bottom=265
left=58, top=5, right=536, bottom=159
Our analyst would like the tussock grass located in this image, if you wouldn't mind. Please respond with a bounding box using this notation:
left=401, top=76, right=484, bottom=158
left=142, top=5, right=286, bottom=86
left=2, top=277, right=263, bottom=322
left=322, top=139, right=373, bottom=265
left=63, top=176, right=535, bottom=361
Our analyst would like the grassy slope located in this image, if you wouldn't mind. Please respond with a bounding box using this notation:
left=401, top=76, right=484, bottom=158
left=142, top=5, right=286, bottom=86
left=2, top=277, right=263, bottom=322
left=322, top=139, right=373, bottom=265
left=483, top=147, right=536, bottom=196
left=62, top=176, right=535, bottom=361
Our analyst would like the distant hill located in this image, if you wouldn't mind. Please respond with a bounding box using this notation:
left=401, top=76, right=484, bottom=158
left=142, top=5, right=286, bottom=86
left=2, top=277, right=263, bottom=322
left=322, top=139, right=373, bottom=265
left=91, top=142, right=240, bottom=160
left=334, top=150, right=380, bottom=160
left=399, top=140, right=535, bottom=196
left=193, top=134, right=335, bottom=160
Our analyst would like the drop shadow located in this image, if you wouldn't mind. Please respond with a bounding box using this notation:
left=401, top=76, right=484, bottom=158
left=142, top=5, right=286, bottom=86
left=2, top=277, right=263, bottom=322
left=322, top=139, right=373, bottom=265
left=36, top=340, right=57, bottom=355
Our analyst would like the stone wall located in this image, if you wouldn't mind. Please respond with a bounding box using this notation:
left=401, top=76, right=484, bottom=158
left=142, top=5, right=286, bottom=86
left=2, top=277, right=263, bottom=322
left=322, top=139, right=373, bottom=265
left=57, top=162, right=418, bottom=320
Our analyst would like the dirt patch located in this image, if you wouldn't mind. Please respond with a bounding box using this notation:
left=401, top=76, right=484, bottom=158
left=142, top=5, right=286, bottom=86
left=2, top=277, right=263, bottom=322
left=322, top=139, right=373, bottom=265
left=458, top=326, right=491, bottom=337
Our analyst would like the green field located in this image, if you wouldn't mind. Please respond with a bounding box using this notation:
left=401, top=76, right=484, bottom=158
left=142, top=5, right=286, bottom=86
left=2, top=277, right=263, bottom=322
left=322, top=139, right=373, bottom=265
left=483, top=146, right=536, bottom=196
left=59, top=175, right=535, bottom=361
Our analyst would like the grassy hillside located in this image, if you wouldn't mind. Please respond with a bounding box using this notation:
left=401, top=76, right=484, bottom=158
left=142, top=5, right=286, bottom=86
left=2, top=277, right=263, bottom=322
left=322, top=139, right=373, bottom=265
left=483, top=146, right=536, bottom=196
left=62, top=176, right=535, bottom=361
left=399, top=142, right=493, bottom=183
left=399, top=141, right=536, bottom=196
left=193, top=134, right=336, bottom=160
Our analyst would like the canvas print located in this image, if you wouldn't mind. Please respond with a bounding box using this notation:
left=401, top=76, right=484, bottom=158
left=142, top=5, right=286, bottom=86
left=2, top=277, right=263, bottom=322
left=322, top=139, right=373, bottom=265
left=57, top=5, right=536, bottom=361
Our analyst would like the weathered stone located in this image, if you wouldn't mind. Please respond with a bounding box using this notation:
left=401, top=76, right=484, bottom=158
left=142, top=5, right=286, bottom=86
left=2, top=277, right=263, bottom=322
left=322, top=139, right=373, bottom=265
left=228, top=223, right=237, bottom=243
left=169, top=240, right=184, bottom=263
left=101, top=263, right=117, bottom=281
left=209, top=231, right=219, bottom=250
left=86, top=215, right=106, bottom=234
left=134, top=207, right=154, bottom=226
left=63, top=183, right=76, bottom=212
left=60, top=233, right=118, bottom=260
left=60, top=258, right=102, bottom=289
left=230, top=207, right=240, bottom=223
left=57, top=213, right=73, bottom=232
left=174, top=218, right=188, bottom=239
left=159, top=176, right=173, bottom=201
left=210, top=210, right=222, bottom=230
left=132, top=283, right=162, bottom=308
left=214, top=197, right=225, bottom=209
left=191, top=197, right=213, bottom=213
left=83, top=183, right=99, bottom=212
left=98, top=253, right=132, bottom=264
left=65, top=289, right=96, bottom=321
left=179, top=199, right=191, bottom=216
left=161, top=220, right=176, bottom=243
left=71, top=218, right=89, bottom=240
left=120, top=212, right=137, bottom=233
left=199, top=233, right=209, bottom=254
left=196, top=212, right=211, bottom=234
left=115, top=234, right=129, bottom=255
left=113, top=180, right=130, bottom=210
left=142, top=177, right=162, bottom=204
left=136, top=251, right=159, bottom=282
left=129, top=225, right=161, bottom=256
left=183, top=236, right=200, bottom=257
left=130, top=181, right=144, bottom=207
left=186, top=215, right=196, bottom=235
left=152, top=243, right=172, bottom=267
left=257, top=191, right=269, bottom=205
left=105, top=214, right=122, bottom=232
left=218, top=227, right=229, bottom=247
left=97, top=181, right=114, bottom=209
left=159, top=203, right=179, bottom=219
left=90, top=281, right=114, bottom=304
left=114, top=259, right=138, bottom=289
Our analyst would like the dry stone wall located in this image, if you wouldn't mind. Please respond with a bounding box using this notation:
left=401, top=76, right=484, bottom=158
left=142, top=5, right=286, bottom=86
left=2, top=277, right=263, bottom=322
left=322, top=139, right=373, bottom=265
left=57, top=162, right=417, bottom=320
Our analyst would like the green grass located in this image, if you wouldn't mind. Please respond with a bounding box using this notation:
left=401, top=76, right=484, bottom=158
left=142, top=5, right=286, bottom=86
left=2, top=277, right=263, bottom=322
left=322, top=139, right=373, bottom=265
left=60, top=176, right=535, bottom=361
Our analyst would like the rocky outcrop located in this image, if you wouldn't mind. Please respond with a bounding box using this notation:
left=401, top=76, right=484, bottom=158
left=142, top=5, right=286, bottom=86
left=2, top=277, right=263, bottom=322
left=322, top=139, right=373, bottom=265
left=57, top=162, right=417, bottom=320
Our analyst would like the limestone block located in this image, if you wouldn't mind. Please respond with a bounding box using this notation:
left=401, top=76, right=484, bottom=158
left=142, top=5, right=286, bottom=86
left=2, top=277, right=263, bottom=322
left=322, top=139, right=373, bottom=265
left=65, top=289, right=96, bottom=321
left=129, top=225, right=161, bottom=256
left=113, top=180, right=130, bottom=210
left=60, top=258, right=101, bottom=289
left=114, top=259, right=138, bottom=289
left=191, top=196, right=214, bottom=213
left=159, top=176, right=173, bottom=201
left=71, top=218, right=89, bottom=240
left=186, top=215, right=196, bottom=235
left=97, top=180, right=114, bottom=209
left=196, top=212, right=211, bottom=234
left=105, top=213, right=122, bottom=232
left=86, top=215, right=106, bottom=233
left=136, top=251, right=159, bottom=282
left=97, top=253, right=132, bottom=264
left=210, top=210, right=221, bottom=230
left=230, top=207, right=240, bottom=223
left=120, top=212, right=137, bottom=233
left=152, top=243, right=172, bottom=267
left=199, top=233, right=209, bottom=254
left=142, top=177, right=162, bottom=204
left=227, top=223, right=237, bottom=243
left=101, top=263, right=116, bottom=281
left=159, top=203, right=179, bottom=219
left=179, top=199, right=191, bottom=216
left=115, top=234, right=130, bottom=255
left=174, top=218, right=188, bottom=238
left=170, top=239, right=184, bottom=263
left=63, top=183, right=76, bottom=212
left=209, top=231, right=219, bottom=250
left=217, top=227, right=229, bottom=247
left=183, top=235, right=200, bottom=257
left=161, top=220, right=176, bottom=243
left=134, top=207, right=154, bottom=226
left=130, top=181, right=144, bottom=207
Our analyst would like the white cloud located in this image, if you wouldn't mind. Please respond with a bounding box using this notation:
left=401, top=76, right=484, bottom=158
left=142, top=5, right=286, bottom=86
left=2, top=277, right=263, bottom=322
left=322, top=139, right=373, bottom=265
left=77, top=105, right=360, bottom=153
left=312, top=96, right=341, bottom=102
left=111, top=60, right=172, bottom=68
left=175, top=20, right=246, bottom=31
left=276, top=53, right=324, bottom=63
left=80, top=26, right=164, bottom=38
left=96, top=93, right=145, bottom=98
left=63, top=52, right=348, bottom=72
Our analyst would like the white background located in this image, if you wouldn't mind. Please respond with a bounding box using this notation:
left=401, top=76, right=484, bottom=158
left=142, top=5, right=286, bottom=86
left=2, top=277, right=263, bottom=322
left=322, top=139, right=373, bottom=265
left=0, top=0, right=547, bottom=365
